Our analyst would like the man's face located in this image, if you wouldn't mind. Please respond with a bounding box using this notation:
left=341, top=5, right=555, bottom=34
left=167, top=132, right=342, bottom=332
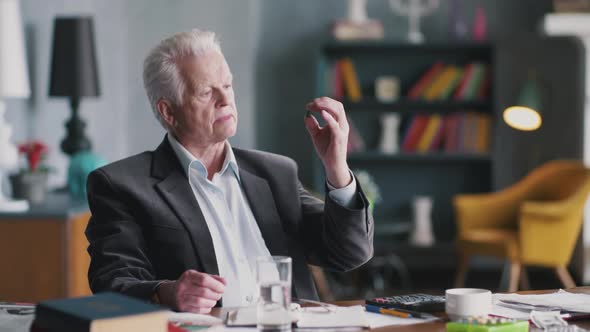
left=172, top=51, right=237, bottom=146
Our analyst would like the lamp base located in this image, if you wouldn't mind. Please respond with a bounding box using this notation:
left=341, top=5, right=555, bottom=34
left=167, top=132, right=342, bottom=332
left=0, top=197, right=29, bottom=212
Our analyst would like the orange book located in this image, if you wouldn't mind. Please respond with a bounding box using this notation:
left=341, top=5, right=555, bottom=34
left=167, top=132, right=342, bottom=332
left=407, top=62, right=445, bottom=99
left=340, top=58, right=362, bottom=102
left=475, top=113, right=491, bottom=153
left=428, top=115, right=447, bottom=151
left=416, top=115, right=443, bottom=152
left=401, top=115, right=430, bottom=152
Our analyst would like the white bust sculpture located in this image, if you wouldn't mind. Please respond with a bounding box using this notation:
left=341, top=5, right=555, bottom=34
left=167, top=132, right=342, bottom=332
left=348, top=0, right=369, bottom=23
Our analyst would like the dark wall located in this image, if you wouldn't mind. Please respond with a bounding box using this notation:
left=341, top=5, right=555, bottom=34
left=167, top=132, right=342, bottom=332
left=255, top=0, right=554, bottom=186
left=494, top=36, right=585, bottom=189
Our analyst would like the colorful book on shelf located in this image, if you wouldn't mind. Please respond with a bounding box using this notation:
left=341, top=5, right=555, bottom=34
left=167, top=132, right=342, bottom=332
left=443, top=113, right=460, bottom=152
left=455, top=112, right=467, bottom=152
left=462, top=63, right=487, bottom=100
left=477, top=65, right=491, bottom=99
left=453, top=63, right=475, bottom=100
left=340, top=57, right=362, bottom=102
left=407, top=62, right=445, bottom=100
left=401, top=115, right=430, bottom=152
left=475, top=113, right=492, bottom=153
left=462, top=112, right=480, bottom=152
left=422, top=65, right=468, bottom=101
left=416, top=115, right=443, bottom=152
left=437, top=67, right=464, bottom=100
left=333, top=60, right=344, bottom=100
left=34, top=292, right=168, bottom=332
left=428, top=115, right=447, bottom=151
left=423, top=65, right=463, bottom=100
left=347, top=117, right=366, bottom=152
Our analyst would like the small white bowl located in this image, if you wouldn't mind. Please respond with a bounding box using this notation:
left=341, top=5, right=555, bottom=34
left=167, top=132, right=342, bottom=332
left=445, top=288, right=492, bottom=321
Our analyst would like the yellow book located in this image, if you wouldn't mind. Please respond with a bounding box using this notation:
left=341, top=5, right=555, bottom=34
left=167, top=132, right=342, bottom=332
left=416, top=114, right=442, bottom=152
left=476, top=113, right=491, bottom=153
left=423, top=66, right=457, bottom=100
left=340, top=58, right=362, bottom=102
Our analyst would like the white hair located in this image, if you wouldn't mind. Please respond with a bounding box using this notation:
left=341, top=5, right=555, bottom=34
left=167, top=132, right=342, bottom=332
left=143, top=29, right=222, bottom=129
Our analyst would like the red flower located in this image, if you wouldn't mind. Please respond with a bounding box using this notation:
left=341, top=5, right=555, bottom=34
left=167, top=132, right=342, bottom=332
left=18, top=141, right=48, bottom=172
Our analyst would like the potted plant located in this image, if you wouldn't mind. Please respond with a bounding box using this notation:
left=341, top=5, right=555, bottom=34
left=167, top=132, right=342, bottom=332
left=353, top=169, right=381, bottom=213
left=9, top=141, right=51, bottom=205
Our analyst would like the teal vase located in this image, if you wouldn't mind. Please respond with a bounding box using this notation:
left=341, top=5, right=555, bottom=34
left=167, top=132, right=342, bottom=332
left=68, top=151, right=106, bottom=200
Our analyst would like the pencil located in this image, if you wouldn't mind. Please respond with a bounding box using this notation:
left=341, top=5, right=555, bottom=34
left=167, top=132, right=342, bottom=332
left=365, top=304, right=412, bottom=318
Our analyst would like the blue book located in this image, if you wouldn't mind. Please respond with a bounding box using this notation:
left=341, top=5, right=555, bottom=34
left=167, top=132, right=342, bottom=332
left=35, top=292, right=168, bottom=332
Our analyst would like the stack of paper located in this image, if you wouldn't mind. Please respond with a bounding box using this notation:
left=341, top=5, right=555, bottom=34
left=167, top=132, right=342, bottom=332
left=492, top=289, right=590, bottom=320
left=225, top=304, right=435, bottom=329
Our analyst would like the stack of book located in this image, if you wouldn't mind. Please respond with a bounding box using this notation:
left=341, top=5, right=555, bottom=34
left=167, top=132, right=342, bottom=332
left=31, top=292, right=169, bottom=332
left=407, top=62, right=490, bottom=101
left=324, top=57, right=363, bottom=102
left=401, top=111, right=491, bottom=154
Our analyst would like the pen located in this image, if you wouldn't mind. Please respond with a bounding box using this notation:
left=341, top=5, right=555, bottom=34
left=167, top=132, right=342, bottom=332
left=384, top=307, right=437, bottom=319
left=365, top=304, right=412, bottom=318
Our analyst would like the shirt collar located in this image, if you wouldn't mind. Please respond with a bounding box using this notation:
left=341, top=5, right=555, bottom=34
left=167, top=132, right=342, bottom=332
left=167, top=133, right=240, bottom=181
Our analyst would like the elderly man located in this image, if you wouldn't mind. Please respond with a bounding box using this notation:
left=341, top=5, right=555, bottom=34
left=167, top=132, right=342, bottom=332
left=85, top=29, right=374, bottom=313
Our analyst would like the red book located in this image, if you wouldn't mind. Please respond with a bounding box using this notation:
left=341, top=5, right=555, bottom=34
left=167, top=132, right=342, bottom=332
left=401, top=115, right=430, bottom=152
left=407, top=62, right=444, bottom=99
left=333, top=60, right=344, bottom=100
left=453, top=63, right=474, bottom=100
left=444, top=113, right=459, bottom=152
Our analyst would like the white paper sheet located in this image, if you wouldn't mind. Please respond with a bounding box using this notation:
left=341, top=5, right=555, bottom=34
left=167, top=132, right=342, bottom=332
left=494, top=290, right=590, bottom=314
left=491, top=289, right=590, bottom=320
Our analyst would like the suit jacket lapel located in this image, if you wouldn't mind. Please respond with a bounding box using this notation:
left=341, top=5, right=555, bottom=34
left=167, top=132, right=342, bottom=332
left=152, top=138, right=219, bottom=276
left=238, top=166, right=290, bottom=257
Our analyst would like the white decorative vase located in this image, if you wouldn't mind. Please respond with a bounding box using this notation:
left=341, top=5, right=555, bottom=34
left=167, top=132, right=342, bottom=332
left=410, top=195, right=434, bottom=246
left=378, top=113, right=400, bottom=154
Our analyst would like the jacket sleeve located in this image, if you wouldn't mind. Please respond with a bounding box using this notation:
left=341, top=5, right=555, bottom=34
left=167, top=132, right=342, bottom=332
left=85, top=168, right=161, bottom=301
left=299, top=175, right=374, bottom=272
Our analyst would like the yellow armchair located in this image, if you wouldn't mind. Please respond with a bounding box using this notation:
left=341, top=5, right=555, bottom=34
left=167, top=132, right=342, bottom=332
left=454, top=160, right=590, bottom=291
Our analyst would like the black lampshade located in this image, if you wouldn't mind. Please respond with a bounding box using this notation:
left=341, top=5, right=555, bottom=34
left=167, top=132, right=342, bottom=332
left=49, top=16, right=100, bottom=97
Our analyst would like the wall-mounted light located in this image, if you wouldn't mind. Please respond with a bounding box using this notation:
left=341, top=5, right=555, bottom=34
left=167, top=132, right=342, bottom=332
left=503, top=71, right=542, bottom=131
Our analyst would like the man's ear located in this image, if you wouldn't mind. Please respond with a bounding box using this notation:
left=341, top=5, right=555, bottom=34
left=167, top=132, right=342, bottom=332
left=156, top=99, right=175, bottom=128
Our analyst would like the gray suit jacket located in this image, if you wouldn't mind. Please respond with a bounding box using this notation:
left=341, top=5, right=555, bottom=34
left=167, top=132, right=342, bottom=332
left=85, top=137, right=374, bottom=304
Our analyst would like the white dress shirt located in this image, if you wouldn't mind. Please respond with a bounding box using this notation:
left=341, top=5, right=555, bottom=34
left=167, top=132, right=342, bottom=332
left=167, top=134, right=357, bottom=307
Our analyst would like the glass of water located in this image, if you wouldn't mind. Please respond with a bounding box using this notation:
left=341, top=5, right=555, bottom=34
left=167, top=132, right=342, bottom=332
left=256, top=255, right=292, bottom=332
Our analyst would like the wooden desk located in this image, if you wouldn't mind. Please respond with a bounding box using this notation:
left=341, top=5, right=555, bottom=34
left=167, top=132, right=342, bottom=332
left=211, top=288, right=590, bottom=331
left=0, top=192, right=92, bottom=302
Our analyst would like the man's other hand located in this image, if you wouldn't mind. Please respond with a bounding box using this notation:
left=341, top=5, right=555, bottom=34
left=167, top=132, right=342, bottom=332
left=304, top=97, right=352, bottom=188
left=158, top=269, right=227, bottom=313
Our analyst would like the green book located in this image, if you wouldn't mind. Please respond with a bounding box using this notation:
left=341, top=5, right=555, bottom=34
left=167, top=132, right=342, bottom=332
left=35, top=292, right=168, bottom=332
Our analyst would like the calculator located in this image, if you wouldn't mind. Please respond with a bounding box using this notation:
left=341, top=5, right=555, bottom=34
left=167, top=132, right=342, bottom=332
left=365, top=293, right=446, bottom=313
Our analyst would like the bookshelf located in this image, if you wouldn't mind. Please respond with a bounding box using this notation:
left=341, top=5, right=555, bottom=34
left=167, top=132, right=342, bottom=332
left=314, top=41, right=495, bottom=245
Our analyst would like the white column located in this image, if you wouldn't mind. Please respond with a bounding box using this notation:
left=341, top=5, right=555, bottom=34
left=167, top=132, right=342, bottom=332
left=544, top=13, right=590, bottom=283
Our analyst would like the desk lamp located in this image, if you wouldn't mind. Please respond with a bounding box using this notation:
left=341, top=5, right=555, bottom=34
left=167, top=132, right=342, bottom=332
left=0, top=0, right=30, bottom=212
left=503, top=71, right=542, bottom=131
left=49, top=16, right=100, bottom=156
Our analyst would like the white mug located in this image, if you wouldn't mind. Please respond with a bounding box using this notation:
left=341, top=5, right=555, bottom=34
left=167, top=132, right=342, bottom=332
left=445, top=288, right=492, bottom=320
